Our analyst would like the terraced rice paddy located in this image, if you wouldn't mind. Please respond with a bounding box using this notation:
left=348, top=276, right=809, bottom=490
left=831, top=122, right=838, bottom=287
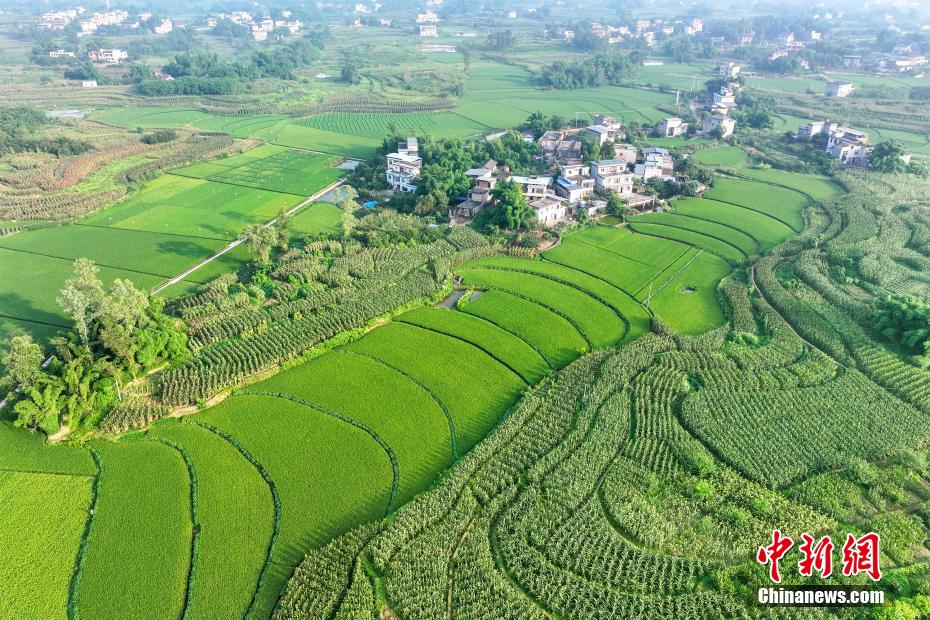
left=0, top=470, right=93, bottom=619
left=3, top=63, right=849, bottom=618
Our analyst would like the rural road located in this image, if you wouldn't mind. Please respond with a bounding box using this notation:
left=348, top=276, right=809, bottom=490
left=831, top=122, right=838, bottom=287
left=149, top=178, right=347, bottom=296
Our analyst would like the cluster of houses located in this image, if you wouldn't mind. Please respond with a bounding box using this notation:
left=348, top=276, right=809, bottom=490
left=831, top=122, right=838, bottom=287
left=39, top=7, right=84, bottom=30
left=384, top=114, right=696, bottom=227
left=207, top=10, right=302, bottom=41
left=40, top=7, right=172, bottom=37
left=87, top=48, right=129, bottom=64
left=553, top=17, right=702, bottom=46
left=417, top=11, right=439, bottom=37
left=796, top=119, right=910, bottom=167
left=880, top=44, right=928, bottom=73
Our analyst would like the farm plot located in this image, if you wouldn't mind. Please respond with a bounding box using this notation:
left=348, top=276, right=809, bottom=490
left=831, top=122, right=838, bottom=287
left=461, top=289, right=588, bottom=368
left=681, top=369, right=930, bottom=488
left=346, top=321, right=527, bottom=453
left=642, top=251, right=730, bottom=335
left=0, top=247, right=165, bottom=342
left=398, top=306, right=549, bottom=383
left=243, top=350, right=455, bottom=503
left=197, top=393, right=395, bottom=619
left=0, top=225, right=227, bottom=280
left=0, top=418, right=94, bottom=474
left=289, top=202, right=343, bottom=237
left=631, top=212, right=759, bottom=256
left=148, top=420, right=275, bottom=620
left=627, top=221, right=746, bottom=265
left=569, top=224, right=632, bottom=248
left=543, top=237, right=661, bottom=294
left=177, top=148, right=345, bottom=196
left=463, top=255, right=652, bottom=341
left=670, top=197, right=795, bottom=251
left=0, top=470, right=93, bottom=620
left=733, top=168, right=844, bottom=202
left=457, top=267, right=625, bottom=348
left=75, top=440, right=192, bottom=620
left=294, top=111, right=488, bottom=140
left=599, top=229, right=690, bottom=270
left=84, top=175, right=301, bottom=240
left=691, top=146, right=749, bottom=166
left=704, top=177, right=809, bottom=232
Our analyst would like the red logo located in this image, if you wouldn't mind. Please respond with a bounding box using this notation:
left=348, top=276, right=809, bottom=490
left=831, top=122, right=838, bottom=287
left=842, top=533, right=882, bottom=581
left=758, top=531, right=882, bottom=583
left=757, top=529, right=794, bottom=584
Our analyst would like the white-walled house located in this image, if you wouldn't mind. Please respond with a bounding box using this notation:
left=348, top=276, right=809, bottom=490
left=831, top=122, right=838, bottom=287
left=386, top=137, right=422, bottom=192
left=702, top=115, right=736, bottom=138
left=656, top=117, right=688, bottom=137
left=590, top=160, right=635, bottom=194
left=825, top=81, right=854, bottom=97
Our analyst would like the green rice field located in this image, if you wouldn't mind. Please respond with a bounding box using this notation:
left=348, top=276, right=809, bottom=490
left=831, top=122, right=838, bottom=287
left=0, top=470, right=93, bottom=620
left=0, top=143, right=347, bottom=347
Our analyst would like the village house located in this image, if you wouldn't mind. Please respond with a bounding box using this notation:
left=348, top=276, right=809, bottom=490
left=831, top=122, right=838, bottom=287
left=703, top=115, right=736, bottom=138
left=590, top=160, right=635, bottom=195
left=416, top=11, right=439, bottom=24
left=555, top=161, right=596, bottom=203
left=531, top=196, right=569, bottom=225
left=386, top=137, right=422, bottom=192
left=825, top=81, right=854, bottom=98
left=583, top=124, right=614, bottom=146
left=718, top=62, right=741, bottom=79
left=49, top=49, right=75, bottom=58
left=87, top=48, right=128, bottom=64
left=538, top=130, right=583, bottom=164
left=613, top=143, right=638, bottom=163
left=154, top=19, right=173, bottom=34
left=712, top=86, right=738, bottom=114
left=81, top=80, right=98, bottom=88
left=740, top=31, right=754, bottom=46
left=827, top=128, right=871, bottom=165
left=796, top=120, right=875, bottom=166
left=656, top=117, right=688, bottom=137
left=419, top=24, right=438, bottom=37
left=451, top=160, right=498, bottom=219
left=843, top=55, right=862, bottom=67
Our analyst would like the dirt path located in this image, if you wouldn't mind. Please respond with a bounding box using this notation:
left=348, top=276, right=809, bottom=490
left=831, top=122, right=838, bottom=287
left=149, top=178, right=347, bottom=296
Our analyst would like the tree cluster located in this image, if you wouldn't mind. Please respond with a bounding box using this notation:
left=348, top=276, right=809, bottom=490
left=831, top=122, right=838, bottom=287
left=1, top=259, right=189, bottom=433
left=541, top=51, right=642, bottom=89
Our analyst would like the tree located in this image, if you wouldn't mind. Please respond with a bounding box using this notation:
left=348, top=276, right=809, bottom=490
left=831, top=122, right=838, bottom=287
left=599, top=140, right=615, bottom=159
left=339, top=198, right=357, bottom=240
left=275, top=209, right=292, bottom=251
left=56, top=258, right=105, bottom=345
left=0, top=333, right=44, bottom=394
left=870, top=141, right=907, bottom=174
left=487, top=30, right=515, bottom=50
left=341, top=60, right=361, bottom=84
left=242, top=224, right=277, bottom=263
left=13, top=377, right=63, bottom=433
left=490, top=179, right=533, bottom=229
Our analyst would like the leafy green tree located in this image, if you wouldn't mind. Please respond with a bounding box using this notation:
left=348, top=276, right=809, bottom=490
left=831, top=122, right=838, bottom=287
left=870, top=141, right=907, bottom=174
left=599, top=140, right=615, bottom=159
left=490, top=179, right=533, bottom=229
left=339, top=198, right=357, bottom=240
left=242, top=224, right=277, bottom=263
left=56, top=258, right=105, bottom=345
left=275, top=209, right=293, bottom=251
left=0, top=333, right=44, bottom=394
left=487, top=30, right=515, bottom=50
left=13, top=377, right=64, bottom=433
